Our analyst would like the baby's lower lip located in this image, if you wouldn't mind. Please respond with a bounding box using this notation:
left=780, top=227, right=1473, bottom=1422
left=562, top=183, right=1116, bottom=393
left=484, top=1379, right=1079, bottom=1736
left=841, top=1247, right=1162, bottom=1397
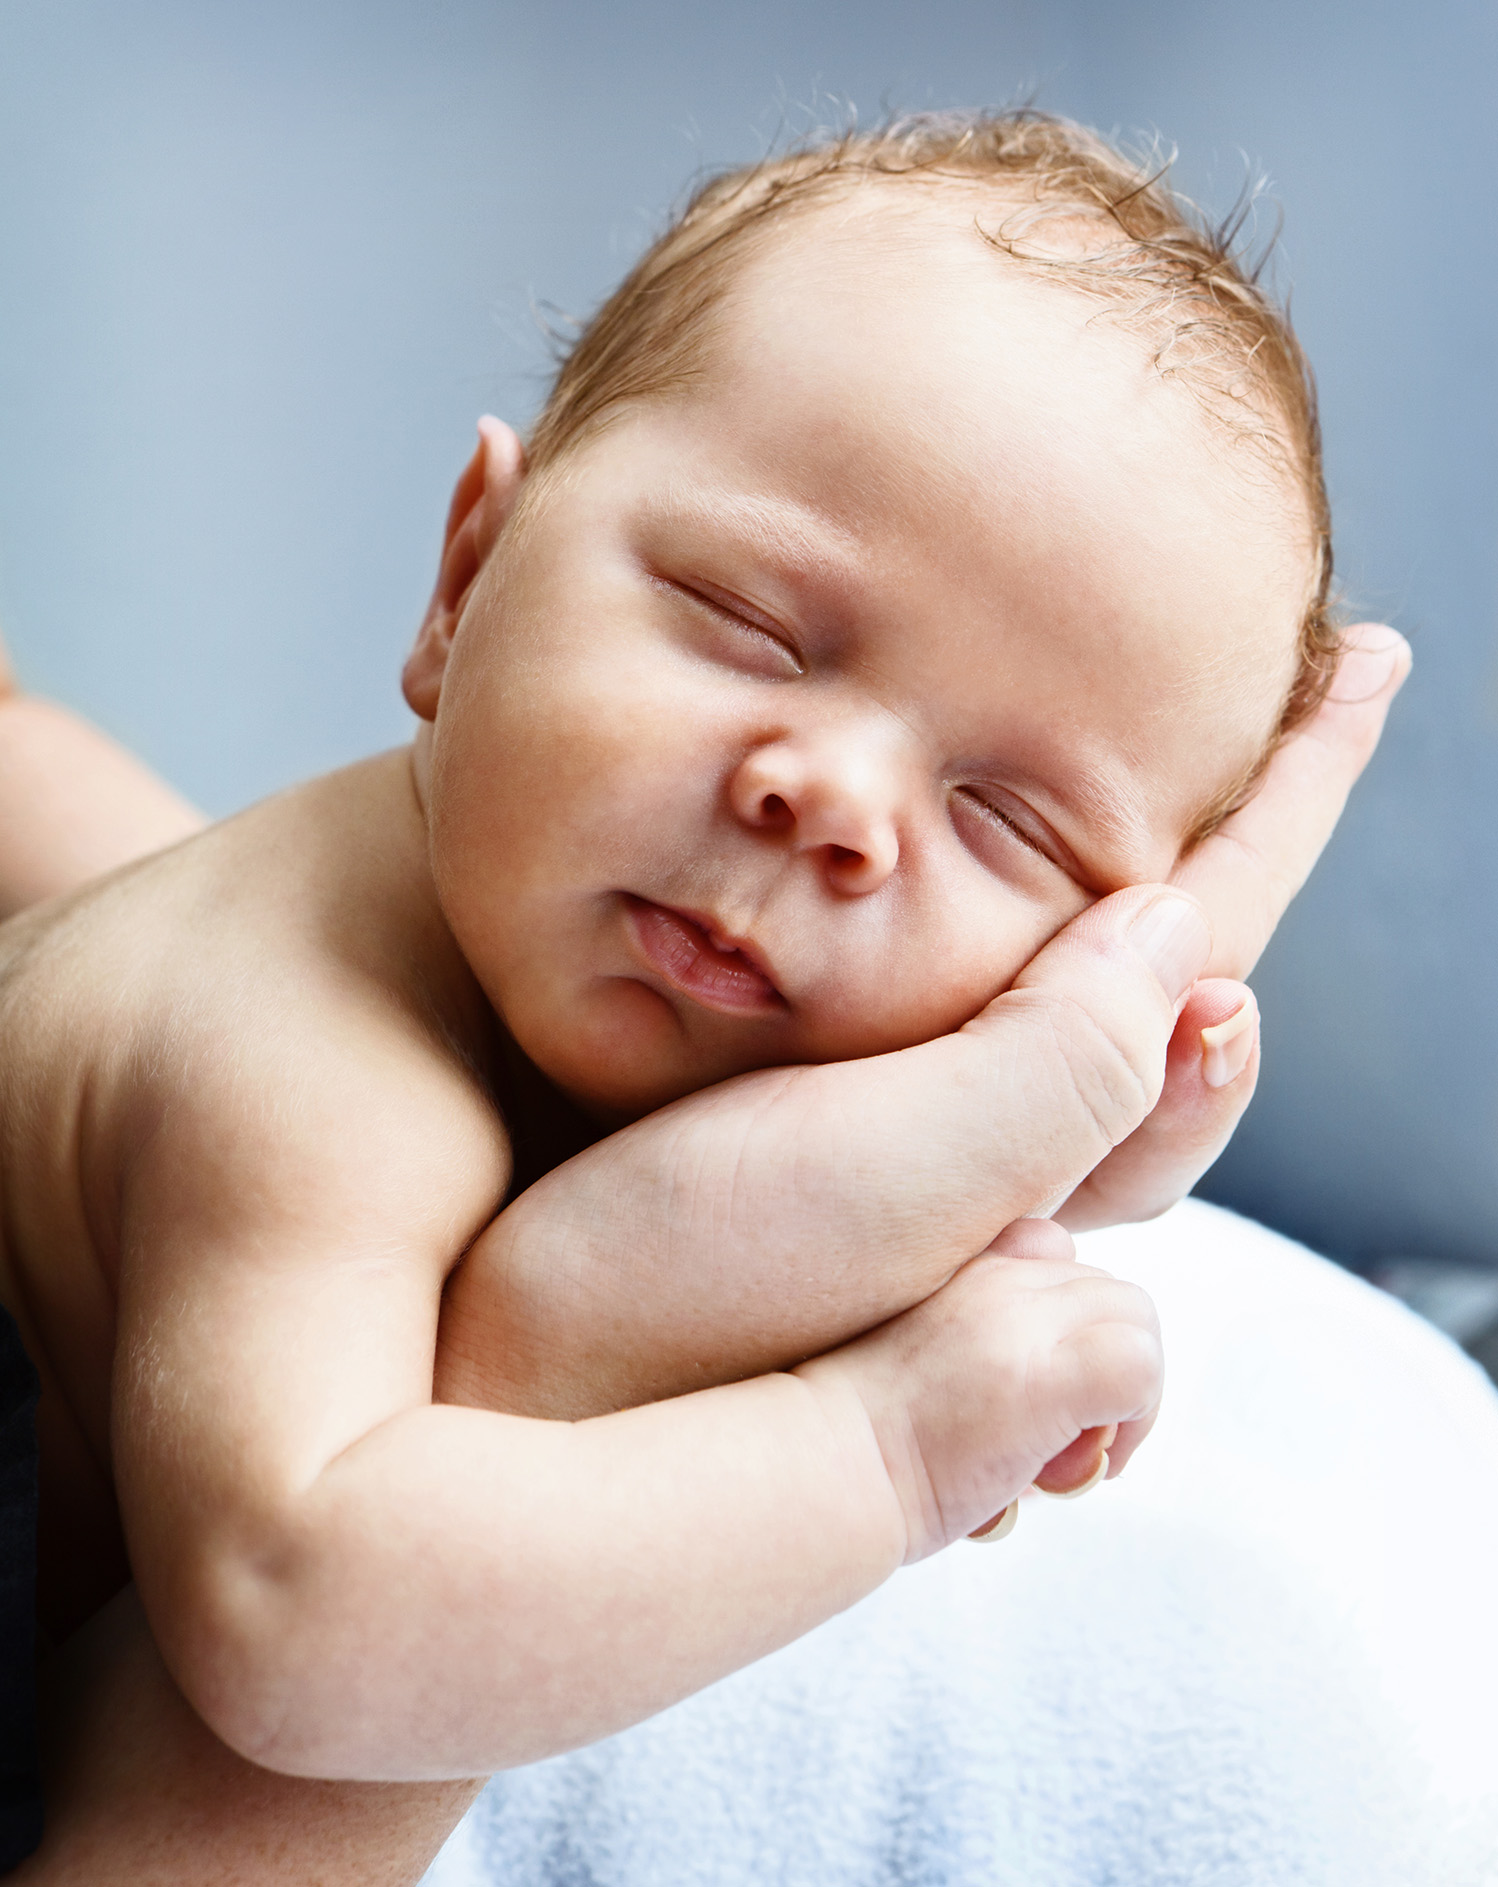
left=623, top=897, right=784, bottom=1016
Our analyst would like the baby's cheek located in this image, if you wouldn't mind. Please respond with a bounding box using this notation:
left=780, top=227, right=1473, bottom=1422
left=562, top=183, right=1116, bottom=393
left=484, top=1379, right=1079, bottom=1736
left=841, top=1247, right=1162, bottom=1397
left=801, top=907, right=1045, bottom=1060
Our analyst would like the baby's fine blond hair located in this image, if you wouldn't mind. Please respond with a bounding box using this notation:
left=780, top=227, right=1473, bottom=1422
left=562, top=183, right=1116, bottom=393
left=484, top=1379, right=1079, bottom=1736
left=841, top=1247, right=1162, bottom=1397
left=527, top=109, right=1339, bottom=764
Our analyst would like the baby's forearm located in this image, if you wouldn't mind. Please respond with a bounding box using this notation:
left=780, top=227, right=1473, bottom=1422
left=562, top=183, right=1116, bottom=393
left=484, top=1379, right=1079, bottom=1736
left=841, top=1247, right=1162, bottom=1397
left=437, top=1077, right=975, bottom=1423
left=169, top=1233, right=1157, bottom=1783
left=440, top=1205, right=936, bottom=1421
left=172, top=1370, right=903, bottom=1781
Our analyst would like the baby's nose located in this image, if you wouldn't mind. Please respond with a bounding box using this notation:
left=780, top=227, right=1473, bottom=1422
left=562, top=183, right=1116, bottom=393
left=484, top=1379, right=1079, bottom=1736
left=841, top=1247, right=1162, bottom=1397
left=729, top=733, right=901, bottom=895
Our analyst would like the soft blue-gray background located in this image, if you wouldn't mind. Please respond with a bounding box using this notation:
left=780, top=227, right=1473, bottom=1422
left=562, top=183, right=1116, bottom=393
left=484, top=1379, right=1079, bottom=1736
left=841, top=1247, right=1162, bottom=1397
left=0, top=0, right=1494, bottom=1268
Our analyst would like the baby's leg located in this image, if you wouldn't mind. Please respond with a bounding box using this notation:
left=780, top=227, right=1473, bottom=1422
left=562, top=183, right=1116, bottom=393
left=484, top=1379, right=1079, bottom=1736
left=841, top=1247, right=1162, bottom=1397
left=15, top=1589, right=480, bottom=1886
left=0, top=639, right=203, bottom=918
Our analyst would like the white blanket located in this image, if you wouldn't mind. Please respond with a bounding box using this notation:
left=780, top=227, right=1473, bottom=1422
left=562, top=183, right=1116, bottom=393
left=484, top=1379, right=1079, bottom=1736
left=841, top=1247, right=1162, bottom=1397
left=423, top=1199, right=1498, bottom=1886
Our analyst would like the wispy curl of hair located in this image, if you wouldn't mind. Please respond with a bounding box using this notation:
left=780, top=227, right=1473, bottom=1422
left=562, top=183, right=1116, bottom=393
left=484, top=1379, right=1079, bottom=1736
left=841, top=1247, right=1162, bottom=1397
left=526, top=108, right=1342, bottom=770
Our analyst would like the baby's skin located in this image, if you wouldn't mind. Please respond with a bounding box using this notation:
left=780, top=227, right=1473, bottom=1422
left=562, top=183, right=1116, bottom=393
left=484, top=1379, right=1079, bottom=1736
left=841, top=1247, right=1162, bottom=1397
left=0, top=192, right=1408, bottom=1805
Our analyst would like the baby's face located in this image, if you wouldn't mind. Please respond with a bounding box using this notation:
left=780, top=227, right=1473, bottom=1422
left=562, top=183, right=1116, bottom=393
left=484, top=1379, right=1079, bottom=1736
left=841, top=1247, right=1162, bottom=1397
left=416, top=206, right=1311, bottom=1119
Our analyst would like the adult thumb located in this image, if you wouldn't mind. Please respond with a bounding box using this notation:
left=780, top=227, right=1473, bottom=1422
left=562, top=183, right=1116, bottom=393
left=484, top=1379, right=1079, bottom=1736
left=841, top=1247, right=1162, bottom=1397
left=930, top=886, right=1214, bottom=1224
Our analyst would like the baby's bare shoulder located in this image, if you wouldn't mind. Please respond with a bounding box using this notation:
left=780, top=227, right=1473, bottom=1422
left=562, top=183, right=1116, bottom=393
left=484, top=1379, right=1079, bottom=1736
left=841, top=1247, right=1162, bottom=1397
left=4, top=754, right=513, bottom=1282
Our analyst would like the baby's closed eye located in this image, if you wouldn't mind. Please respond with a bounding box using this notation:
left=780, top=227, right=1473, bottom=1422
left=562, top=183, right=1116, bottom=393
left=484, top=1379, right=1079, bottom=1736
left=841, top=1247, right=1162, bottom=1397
left=652, top=573, right=805, bottom=680
left=949, top=784, right=1080, bottom=883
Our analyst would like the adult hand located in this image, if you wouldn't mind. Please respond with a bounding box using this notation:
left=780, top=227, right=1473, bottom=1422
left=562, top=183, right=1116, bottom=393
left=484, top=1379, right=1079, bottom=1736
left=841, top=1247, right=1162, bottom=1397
left=1056, top=623, right=1410, bottom=1230
left=440, top=627, right=1409, bottom=1420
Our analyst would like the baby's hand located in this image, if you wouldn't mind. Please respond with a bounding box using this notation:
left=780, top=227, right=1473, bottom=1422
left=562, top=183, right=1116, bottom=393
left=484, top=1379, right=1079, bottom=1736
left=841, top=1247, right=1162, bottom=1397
left=441, top=884, right=1205, bottom=1419
left=798, top=1218, right=1163, bottom=1561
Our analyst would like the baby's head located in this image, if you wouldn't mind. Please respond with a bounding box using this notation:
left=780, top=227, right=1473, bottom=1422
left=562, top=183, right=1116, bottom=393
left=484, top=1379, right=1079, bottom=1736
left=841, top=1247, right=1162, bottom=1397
left=404, top=111, right=1337, bottom=1120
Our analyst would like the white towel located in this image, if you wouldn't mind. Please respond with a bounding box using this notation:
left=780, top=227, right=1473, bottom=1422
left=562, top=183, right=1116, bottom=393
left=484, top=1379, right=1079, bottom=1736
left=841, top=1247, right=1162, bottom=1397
left=423, top=1199, right=1498, bottom=1886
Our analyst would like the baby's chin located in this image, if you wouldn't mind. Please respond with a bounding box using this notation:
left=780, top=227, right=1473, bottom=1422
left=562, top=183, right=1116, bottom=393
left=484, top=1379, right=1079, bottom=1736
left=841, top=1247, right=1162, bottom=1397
left=515, top=982, right=782, bottom=1124
left=543, top=1046, right=753, bottom=1126
left=514, top=968, right=1006, bottom=1123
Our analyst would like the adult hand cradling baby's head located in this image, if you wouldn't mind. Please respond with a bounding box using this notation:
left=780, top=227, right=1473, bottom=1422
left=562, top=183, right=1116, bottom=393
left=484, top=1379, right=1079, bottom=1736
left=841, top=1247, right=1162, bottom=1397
left=1057, top=621, right=1408, bottom=1230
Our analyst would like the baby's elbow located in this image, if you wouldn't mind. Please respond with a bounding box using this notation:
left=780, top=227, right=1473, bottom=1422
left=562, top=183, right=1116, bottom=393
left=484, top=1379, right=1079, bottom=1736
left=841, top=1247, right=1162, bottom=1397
left=165, top=1537, right=372, bottom=1779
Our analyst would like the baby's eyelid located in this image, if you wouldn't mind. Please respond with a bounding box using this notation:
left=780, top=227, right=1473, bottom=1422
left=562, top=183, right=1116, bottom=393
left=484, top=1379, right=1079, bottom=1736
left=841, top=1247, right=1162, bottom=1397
left=665, top=576, right=805, bottom=673
left=953, top=785, right=1072, bottom=874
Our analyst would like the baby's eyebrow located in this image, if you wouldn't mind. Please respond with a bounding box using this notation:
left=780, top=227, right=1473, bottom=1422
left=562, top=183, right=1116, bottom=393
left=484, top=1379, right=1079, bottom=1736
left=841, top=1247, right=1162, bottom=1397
left=1049, top=763, right=1164, bottom=889
left=649, top=485, right=866, bottom=589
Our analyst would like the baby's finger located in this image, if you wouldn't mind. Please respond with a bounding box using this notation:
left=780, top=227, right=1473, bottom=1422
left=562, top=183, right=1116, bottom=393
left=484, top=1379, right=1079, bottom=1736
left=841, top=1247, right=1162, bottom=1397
left=1174, top=623, right=1409, bottom=979
left=1101, top=1406, right=1158, bottom=1477
left=982, top=1217, right=1075, bottom=1265
left=1033, top=1422, right=1116, bottom=1494
left=1032, top=1285, right=1163, bottom=1481
left=1054, top=979, right=1258, bottom=1232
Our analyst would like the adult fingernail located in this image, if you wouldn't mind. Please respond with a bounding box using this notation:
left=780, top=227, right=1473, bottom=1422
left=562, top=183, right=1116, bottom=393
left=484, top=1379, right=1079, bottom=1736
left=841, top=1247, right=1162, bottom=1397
left=1201, top=993, right=1258, bottom=1088
left=1127, top=895, right=1212, bottom=1003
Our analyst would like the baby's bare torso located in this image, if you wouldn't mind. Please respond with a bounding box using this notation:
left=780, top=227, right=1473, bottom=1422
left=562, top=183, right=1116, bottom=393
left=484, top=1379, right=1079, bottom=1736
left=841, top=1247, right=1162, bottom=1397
left=0, top=752, right=513, bottom=1635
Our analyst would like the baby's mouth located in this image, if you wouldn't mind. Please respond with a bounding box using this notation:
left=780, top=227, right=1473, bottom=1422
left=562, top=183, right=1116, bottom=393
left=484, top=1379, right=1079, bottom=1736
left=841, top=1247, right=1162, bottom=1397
left=622, top=896, right=785, bottom=1016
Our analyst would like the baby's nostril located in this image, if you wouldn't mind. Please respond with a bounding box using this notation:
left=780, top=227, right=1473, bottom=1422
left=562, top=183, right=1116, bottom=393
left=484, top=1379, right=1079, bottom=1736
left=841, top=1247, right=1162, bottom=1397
left=760, top=792, right=792, bottom=829
left=828, top=844, right=862, bottom=868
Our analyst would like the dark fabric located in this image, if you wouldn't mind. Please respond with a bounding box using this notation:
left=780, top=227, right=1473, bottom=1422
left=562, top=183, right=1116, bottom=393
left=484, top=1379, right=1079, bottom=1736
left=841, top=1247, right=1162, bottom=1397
left=0, top=1304, right=41, bottom=1872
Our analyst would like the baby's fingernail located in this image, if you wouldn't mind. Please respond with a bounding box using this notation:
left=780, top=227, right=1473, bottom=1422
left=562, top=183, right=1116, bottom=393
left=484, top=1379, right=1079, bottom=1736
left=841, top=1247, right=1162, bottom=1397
left=1201, top=993, right=1258, bottom=1089
left=1127, top=894, right=1212, bottom=1003
left=1039, top=1450, right=1110, bottom=1500
left=967, top=1501, right=1019, bottom=1543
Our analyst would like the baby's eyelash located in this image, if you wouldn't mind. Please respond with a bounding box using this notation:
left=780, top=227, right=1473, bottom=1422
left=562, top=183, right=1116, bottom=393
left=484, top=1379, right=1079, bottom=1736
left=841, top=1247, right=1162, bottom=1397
left=661, top=577, right=805, bottom=674
left=955, top=787, right=1050, bottom=859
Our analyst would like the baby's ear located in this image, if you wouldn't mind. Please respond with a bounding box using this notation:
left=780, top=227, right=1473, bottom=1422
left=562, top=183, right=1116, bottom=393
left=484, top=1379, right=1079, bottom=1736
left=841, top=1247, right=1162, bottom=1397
left=402, top=417, right=526, bottom=721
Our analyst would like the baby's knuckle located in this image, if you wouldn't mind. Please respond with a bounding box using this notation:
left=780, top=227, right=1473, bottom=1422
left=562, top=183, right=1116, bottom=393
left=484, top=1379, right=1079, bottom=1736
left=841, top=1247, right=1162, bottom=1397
left=1098, top=1275, right=1159, bottom=1329
left=986, top=1216, right=1075, bottom=1265
left=1096, top=1319, right=1165, bottom=1405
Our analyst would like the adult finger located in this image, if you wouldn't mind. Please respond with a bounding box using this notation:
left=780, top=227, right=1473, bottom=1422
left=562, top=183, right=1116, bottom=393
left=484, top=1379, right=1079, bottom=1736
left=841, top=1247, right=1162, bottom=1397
left=1055, top=979, right=1257, bottom=1232
left=787, top=881, right=1215, bottom=1266
left=1175, top=623, right=1410, bottom=979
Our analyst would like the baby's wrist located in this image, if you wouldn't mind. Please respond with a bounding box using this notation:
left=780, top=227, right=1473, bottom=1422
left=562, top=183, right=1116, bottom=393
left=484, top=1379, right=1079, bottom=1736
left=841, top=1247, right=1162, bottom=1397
left=792, top=1354, right=929, bottom=1568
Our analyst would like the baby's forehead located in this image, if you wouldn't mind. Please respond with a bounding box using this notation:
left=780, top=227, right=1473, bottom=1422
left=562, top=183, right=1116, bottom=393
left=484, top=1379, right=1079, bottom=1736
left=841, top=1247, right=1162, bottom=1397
left=697, top=181, right=1312, bottom=541
left=687, top=194, right=1314, bottom=591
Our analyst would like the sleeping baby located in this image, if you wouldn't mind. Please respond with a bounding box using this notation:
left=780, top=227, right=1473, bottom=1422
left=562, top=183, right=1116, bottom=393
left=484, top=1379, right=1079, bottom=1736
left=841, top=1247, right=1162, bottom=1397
left=0, top=109, right=1400, bottom=1861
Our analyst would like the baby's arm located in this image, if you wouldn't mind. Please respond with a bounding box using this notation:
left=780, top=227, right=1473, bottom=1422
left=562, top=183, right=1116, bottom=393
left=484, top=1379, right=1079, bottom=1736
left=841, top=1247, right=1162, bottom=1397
left=112, top=1013, right=1159, bottom=1782
left=0, top=653, right=484, bottom=1883
left=0, top=652, right=488, bottom=1884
